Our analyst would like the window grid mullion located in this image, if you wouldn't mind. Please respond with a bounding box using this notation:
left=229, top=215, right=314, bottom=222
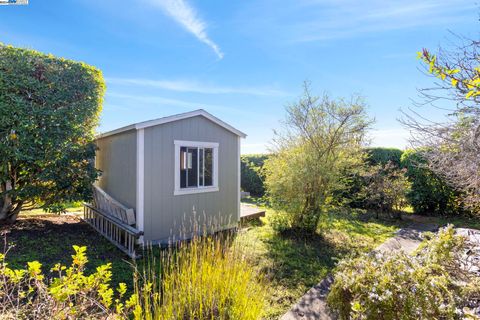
left=197, top=148, right=200, bottom=188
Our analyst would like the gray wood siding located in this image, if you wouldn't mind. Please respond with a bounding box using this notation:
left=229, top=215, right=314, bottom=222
left=143, top=116, right=239, bottom=242
left=95, top=130, right=137, bottom=210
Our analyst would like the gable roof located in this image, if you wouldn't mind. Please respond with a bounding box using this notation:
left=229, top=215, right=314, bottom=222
left=97, top=109, right=247, bottom=139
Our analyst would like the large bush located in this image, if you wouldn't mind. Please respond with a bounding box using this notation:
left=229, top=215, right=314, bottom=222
left=264, top=84, right=372, bottom=233
left=328, top=226, right=476, bottom=319
left=359, top=162, right=410, bottom=217
left=401, top=149, right=462, bottom=215
left=241, top=154, right=268, bottom=197
left=0, top=44, right=104, bottom=222
left=337, top=148, right=404, bottom=209
left=365, top=147, right=403, bottom=167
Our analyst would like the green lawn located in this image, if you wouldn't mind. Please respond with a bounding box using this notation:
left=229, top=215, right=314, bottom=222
left=235, top=207, right=404, bottom=318
left=1, top=214, right=134, bottom=289
left=4, top=204, right=478, bottom=319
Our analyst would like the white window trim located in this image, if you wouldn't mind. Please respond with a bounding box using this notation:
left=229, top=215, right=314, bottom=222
left=174, top=140, right=219, bottom=196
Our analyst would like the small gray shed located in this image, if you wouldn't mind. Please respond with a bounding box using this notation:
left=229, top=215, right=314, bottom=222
left=93, top=109, right=246, bottom=245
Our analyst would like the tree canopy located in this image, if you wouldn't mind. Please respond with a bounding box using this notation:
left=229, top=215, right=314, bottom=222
left=264, top=82, right=373, bottom=233
left=403, top=37, right=480, bottom=213
left=0, top=44, right=105, bottom=222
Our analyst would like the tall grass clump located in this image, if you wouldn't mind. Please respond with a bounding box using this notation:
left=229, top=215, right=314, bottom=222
left=0, top=226, right=266, bottom=319
left=132, top=230, right=266, bottom=320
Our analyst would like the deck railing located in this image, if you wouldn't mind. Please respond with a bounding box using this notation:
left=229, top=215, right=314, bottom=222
left=83, top=203, right=143, bottom=259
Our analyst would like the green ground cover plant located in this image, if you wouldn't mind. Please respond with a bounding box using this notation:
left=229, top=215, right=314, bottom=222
left=328, top=226, right=477, bottom=320
left=237, top=207, right=403, bottom=318
left=0, top=224, right=266, bottom=319
left=5, top=205, right=478, bottom=319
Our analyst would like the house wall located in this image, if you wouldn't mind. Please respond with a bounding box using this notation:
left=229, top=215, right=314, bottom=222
left=95, top=130, right=137, bottom=210
left=143, top=115, right=239, bottom=243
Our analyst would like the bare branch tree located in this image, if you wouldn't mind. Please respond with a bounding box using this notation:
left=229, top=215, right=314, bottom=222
left=401, top=34, right=480, bottom=212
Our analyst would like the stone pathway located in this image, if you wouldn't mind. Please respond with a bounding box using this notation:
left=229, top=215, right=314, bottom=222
left=375, top=221, right=438, bottom=254
left=281, top=219, right=439, bottom=320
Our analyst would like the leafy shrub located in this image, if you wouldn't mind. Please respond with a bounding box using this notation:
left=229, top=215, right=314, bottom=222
left=0, top=43, right=104, bottom=222
left=264, top=87, right=371, bottom=234
left=365, top=147, right=403, bottom=167
left=328, top=226, right=475, bottom=319
left=336, top=148, right=404, bottom=209
left=241, top=154, right=269, bottom=197
left=0, top=245, right=127, bottom=319
left=401, top=149, right=462, bottom=215
left=0, top=233, right=266, bottom=319
left=269, top=210, right=291, bottom=234
left=360, top=162, right=410, bottom=216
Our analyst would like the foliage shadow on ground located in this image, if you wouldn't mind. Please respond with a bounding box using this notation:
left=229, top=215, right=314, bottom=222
left=0, top=216, right=133, bottom=287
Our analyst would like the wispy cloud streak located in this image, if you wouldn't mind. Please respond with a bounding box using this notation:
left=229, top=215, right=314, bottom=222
left=150, top=0, right=223, bottom=58
left=106, top=77, right=288, bottom=96
left=238, top=0, right=476, bottom=43
left=105, top=92, right=257, bottom=116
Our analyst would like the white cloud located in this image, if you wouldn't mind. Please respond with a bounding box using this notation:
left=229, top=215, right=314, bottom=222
left=106, top=77, right=288, bottom=96
left=369, top=128, right=411, bottom=149
left=238, top=0, right=476, bottom=43
left=105, top=92, right=257, bottom=116
left=150, top=0, right=223, bottom=58
left=297, top=1, right=474, bottom=42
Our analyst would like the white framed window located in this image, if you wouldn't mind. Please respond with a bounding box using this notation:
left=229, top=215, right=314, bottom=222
left=174, top=140, right=219, bottom=195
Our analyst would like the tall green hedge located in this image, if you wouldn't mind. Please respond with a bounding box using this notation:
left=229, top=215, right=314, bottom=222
left=365, top=147, right=403, bottom=167
left=241, top=154, right=269, bottom=197
left=242, top=148, right=464, bottom=216
left=400, top=149, right=461, bottom=215
left=0, top=44, right=105, bottom=221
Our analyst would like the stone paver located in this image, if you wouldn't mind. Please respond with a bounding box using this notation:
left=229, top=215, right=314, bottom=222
left=375, top=222, right=438, bottom=254
left=281, top=219, right=439, bottom=320
left=281, top=275, right=334, bottom=320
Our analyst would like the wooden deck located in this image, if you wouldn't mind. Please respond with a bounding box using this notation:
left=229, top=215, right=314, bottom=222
left=240, top=204, right=266, bottom=221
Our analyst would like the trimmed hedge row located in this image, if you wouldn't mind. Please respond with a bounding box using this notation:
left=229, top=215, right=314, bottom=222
left=365, top=147, right=403, bottom=167
left=241, top=148, right=464, bottom=216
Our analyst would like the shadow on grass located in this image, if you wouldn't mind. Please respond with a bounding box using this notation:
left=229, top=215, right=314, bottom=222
left=0, top=216, right=134, bottom=287
left=240, top=209, right=407, bottom=318
left=261, top=229, right=337, bottom=291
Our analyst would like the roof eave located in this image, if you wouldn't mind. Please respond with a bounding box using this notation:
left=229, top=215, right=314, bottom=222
left=96, top=109, right=247, bottom=139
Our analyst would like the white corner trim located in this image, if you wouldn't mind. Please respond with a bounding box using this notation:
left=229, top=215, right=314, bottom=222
left=174, top=140, right=219, bottom=196
left=136, top=128, right=145, bottom=244
left=237, top=136, right=241, bottom=222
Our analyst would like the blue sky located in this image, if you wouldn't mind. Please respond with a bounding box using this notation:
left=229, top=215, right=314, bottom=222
left=0, top=0, right=477, bottom=153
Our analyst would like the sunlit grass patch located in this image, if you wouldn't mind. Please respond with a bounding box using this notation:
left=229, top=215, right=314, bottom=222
left=236, top=206, right=403, bottom=319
